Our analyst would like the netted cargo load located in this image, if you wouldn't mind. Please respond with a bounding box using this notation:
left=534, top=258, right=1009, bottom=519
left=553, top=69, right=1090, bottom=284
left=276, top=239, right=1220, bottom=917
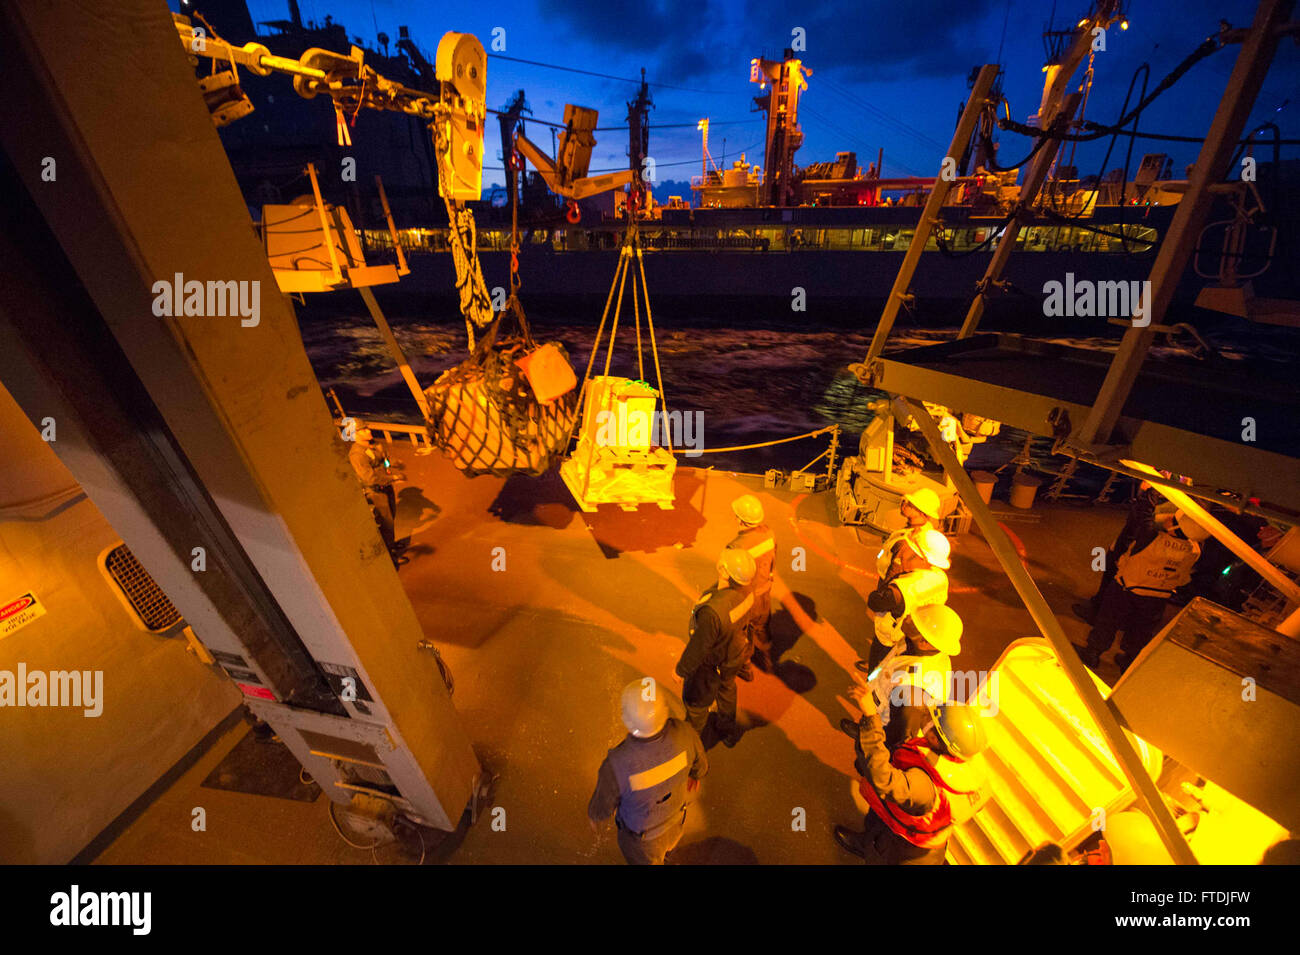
left=425, top=303, right=578, bottom=477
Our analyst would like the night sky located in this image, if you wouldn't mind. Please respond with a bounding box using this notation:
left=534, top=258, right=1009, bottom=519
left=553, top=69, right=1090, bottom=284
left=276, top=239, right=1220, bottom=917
left=238, top=0, right=1300, bottom=191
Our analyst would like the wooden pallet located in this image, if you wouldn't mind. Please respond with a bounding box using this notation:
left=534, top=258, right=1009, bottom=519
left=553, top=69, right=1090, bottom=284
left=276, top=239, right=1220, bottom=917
left=560, top=444, right=676, bottom=513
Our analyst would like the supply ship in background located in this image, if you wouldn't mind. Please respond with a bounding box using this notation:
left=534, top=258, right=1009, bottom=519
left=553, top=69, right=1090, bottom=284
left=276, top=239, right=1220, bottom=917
left=197, top=0, right=1298, bottom=320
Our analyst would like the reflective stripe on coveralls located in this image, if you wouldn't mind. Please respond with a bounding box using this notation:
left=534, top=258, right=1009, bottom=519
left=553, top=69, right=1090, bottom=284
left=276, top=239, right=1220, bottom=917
left=731, top=523, right=775, bottom=593
left=605, top=719, right=698, bottom=836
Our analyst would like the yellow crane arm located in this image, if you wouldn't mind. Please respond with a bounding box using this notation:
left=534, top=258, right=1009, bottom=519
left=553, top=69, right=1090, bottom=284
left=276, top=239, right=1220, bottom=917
left=174, top=16, right=495, bottom=342
left=513, top=104, right=634, bottom=200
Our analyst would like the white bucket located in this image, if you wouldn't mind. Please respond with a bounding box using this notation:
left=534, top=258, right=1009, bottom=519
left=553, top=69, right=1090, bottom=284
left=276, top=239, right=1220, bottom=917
left=1009, top=473, right=1042, bottom=510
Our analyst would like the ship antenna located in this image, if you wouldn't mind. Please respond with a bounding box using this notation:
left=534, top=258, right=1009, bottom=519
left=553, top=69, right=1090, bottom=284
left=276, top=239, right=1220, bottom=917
left=997, top=0, right=1012, bottom=67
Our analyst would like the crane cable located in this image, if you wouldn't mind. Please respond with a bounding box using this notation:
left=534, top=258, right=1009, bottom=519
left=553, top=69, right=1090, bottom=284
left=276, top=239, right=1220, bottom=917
left=565, top=213, right=673, bottom=454
left=431, top=116, right=495, bottom=350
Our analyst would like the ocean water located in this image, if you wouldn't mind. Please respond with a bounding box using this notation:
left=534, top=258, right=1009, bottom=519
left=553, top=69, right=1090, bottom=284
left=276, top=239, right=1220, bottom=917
left=297, top=305, right=1298, bottom=491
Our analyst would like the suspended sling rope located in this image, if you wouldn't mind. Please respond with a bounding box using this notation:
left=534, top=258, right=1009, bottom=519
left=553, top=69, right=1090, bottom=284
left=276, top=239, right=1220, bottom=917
left=561, top=213, right=677, bottom=511
left=672, top=425, right=838, bottom=455
left=568, top=221, right=672, bottom=447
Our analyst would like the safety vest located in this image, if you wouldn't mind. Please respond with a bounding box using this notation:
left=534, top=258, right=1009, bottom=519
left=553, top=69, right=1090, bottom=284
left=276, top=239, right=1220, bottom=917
left=875, top=524, right=931, bottom=578
left=873, top=568, right=949, bottom=647
left=606, top=719, right=695, bottom=835
left=858, top=740, right=976, bottom=849
left=689, top=586, right=753, bottom=669
left=872, top=650, right=952, bottom=725
left=1116, top=532, right=1201, bottom=598
left=731, top=523, right=775, bottom=595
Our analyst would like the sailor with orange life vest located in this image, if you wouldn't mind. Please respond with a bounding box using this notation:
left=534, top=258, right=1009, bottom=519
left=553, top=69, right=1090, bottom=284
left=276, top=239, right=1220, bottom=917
left=676, top=546, right=756, bottom=748
left=858, top=490, right=952, bottom=675
left=1079, top=509, right=1209, bottom=672
left=834, top=693, right=989, bottom=865
left=729, top=494, right=776, bottom=677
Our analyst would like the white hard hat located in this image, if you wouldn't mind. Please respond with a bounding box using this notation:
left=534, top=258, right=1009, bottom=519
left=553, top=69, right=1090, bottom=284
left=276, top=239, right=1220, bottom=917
left=908, top=528, right=952, bottom=570
left=1174, top=510, right=1210, bottom=543
left=621, top=680, right=669, bottom=737
left=903, top=488, right=943, bottom=522
left=717, top=547, right=757, bottom=586
left=911, top=604, right=963, bottom=655
left=731, top=494, right=765, bottom=526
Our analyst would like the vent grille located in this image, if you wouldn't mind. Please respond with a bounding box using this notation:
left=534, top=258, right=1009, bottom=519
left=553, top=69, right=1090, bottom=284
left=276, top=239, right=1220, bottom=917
left=105, top=545, right=182, bottom=632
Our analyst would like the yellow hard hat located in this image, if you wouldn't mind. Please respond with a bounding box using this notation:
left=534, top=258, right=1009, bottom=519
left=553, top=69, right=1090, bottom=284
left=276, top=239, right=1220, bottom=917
left=621, top=679, right=669, bottom=737
left=731, top=494, right=765, bottom=526
left=907, top=527, right=952, bottom=569
left=717, top=546, right=757, bottom=586
left=903, top=488, right=943, bottom=522
left=911, top=604, right=963, bottom=655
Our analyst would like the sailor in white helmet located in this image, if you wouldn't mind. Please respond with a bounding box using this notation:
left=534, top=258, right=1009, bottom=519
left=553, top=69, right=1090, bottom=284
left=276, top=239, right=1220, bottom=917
left=676, top=547, right=756, bottom=748
left=588, top=679, right=707, bottom=865
left=729, top=494, right=776, bottom=677
left=1078, top=509, right=1208, bottom=672
left=858, top=526, right=951, bottom=674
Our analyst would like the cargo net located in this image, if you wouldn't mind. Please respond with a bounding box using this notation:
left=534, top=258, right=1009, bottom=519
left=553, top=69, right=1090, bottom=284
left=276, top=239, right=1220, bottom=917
left=425, top=299, right=577, bottom=477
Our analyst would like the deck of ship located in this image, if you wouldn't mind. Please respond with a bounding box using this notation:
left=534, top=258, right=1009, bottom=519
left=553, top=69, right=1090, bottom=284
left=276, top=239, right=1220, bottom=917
left=93, top=447, right=1128, bottom=865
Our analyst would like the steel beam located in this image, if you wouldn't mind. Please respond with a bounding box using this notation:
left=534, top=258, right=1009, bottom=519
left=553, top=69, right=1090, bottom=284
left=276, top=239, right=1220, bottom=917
left=359, top=287, right=433, bottom=422
left=864, top=64, right=999, bottom=362
left=0, top=0, right=480, bottom=830
left=958, top=94, right=1081, bottom=338
left=872, top=346, right=1300, bottom=523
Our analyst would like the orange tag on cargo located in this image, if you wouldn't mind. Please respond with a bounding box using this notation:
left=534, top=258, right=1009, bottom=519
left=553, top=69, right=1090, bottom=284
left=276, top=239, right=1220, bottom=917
left=515, top=343, right=577, bottom=404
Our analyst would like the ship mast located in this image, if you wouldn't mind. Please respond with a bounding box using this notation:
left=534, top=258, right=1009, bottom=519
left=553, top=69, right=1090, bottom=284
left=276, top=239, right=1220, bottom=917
left=626, top=69, right=653, bottom=201
left=751, top=49, right=809, bottom=206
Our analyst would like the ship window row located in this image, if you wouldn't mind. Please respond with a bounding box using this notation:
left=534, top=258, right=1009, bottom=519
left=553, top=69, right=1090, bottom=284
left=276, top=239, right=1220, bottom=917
left=362, top=223, right=1158, bottom=255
